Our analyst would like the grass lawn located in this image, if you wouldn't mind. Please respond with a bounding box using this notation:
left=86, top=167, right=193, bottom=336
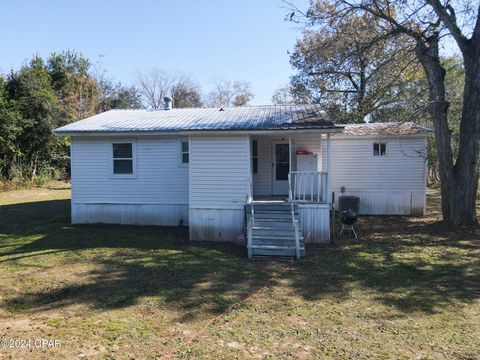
left=0, top=184, right=479, bottom=359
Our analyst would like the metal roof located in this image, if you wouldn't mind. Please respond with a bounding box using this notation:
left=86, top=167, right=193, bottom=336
left=341, top=122, right=431, bottom=136
left=54, top=105, right=342, bottom=134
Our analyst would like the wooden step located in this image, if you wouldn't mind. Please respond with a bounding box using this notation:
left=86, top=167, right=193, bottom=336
left=248, top=212, right=300, bottom=220
left=255, top=209, right=298, bottom=214
left=251, top=220, right=300, bottom=228
left=251, top=246, right=306, bottom=258
left=246, top=202, right=305, bottom=259
left=246, top=204, right=296, bottom=212
left=251, top=228, right=296, bottom=237
left=252, top=240, right=301, bottom=247
left=252, top=234, right=304, bottom=241
left=251, top=245, right=305, bottom=250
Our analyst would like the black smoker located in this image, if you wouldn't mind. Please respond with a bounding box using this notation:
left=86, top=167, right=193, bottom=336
left=338, top=196, right=360, bottom=240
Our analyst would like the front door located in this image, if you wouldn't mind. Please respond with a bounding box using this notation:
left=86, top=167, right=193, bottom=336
left=272, top=141, right=290, bottom=195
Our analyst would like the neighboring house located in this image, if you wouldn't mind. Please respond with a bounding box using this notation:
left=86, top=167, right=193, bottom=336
left=54, top=105, right=429, bottom=258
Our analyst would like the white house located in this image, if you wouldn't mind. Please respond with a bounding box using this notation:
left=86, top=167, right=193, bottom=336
left=54, top=105, right=429, bottom=258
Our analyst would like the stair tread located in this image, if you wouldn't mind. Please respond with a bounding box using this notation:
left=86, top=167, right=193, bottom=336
left=248, top=215, right=300, bottom=219
left=252, top=225, right=294, bottom=232
left=250, top=245, right=305, bottom=250
left=252, top=235, right=304, bottom=240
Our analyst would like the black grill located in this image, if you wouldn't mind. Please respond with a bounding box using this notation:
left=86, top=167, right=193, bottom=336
left=340, top=210, right=357, bottom=226
left=337, top=196, right=360, bottom=241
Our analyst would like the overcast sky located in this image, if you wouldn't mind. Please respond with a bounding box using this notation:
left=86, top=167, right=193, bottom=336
left=1, top=0, right=310, bottom=104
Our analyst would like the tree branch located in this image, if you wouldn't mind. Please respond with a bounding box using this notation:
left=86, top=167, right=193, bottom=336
left=425, top=0, right=469, bottom=53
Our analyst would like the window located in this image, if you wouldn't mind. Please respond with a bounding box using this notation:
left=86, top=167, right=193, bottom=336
left=251, top=140, right=258, bottom=174
left=275, top=143, right=289, bottom=180
left=181, top=141, right=189, bottom=164
left=373, top=142, right=386, bottom=156
left=112, top=143, right=134, bottom=175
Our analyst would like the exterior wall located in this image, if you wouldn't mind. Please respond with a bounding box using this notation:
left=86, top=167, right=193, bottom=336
left=69, top=131, right=428, bottom=247
left=252, top=134, right=323, bottom=196
left=322, top=135, right=427, bottom=215
left=298, top=203, right=330, bottom=243
left=70, top=136, right=189, bottom=225
left=189, top=135, right=250, bottom=242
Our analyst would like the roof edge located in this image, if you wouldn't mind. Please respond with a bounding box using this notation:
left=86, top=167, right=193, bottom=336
left=54, top=127, right=345, bottom=137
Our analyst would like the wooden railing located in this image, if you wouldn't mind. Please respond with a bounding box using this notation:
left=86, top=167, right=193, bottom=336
left=247, top=173, right=254, bottom=259
left=288, top=171, right=328, bottom=203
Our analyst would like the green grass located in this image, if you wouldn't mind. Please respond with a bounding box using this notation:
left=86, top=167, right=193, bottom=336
left=0, top=185, right=479, bottom=359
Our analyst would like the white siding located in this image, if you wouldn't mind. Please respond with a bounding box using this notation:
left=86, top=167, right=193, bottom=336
left=189, top=208, right=244, bottom=242
left=189, top=135, right=250, bottom=241
left=298, top=203, right=330, bottom=243
left=323, top=136, right=427, bottom=215
left=252, top=134, right=322, bottom=196
left=71, top=136, right=189, bottom=225
left=72, top=204, right=188, bottom=226
left=189, top=136, right=250, bottom=209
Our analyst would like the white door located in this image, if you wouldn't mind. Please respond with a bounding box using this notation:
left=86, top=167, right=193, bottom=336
left=272, top=141, right=290, bottom=195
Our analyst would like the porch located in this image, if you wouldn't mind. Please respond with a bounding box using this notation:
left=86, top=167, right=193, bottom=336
left=246, top=133, right=333, bottom=259
left=248, top=133, right=332, bottom=205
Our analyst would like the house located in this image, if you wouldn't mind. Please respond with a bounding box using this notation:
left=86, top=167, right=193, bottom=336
left=54, top=104, right=429, bottom=258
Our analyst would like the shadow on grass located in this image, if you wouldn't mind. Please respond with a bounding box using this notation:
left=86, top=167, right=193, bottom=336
left=0, top=200, right=279, bottom=321
left=291, top=209, right=480, bottom=313
left=1, top=197, right=479, bottom=318
left=0, top=199, right=71, bottom=235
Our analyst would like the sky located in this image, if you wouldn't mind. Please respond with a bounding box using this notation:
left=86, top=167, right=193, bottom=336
left=0, top=0, right=310, bottom=105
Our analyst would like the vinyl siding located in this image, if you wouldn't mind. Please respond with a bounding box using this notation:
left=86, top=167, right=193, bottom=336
left=189, top=208, right=244, bottom=242
left=70, top=136, right=189, bottom=225
left=323, top=136, right=427, bottom=215
left=189, top=135, right=250, bottom=209
left=188, top=135, right=250, bottom=241
left=298, top=203, right=330, bottom=243
left=72, top=203, right=188, bottom=226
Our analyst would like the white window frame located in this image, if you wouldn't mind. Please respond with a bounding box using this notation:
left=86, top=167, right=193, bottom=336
left=110, top=140, right=137, bottom=179
left=373, top=142, right=387, bottom=157
left=179, top=139, right=189, bottom=167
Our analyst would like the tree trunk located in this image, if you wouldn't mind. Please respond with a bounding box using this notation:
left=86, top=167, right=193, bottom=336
left=448, top=51, right=480, bottom=225
left=416, top=39, right=455, bottom=221
left=417, top=38, right=479, bottom=225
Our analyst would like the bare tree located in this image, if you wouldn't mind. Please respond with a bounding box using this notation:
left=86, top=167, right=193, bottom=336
left=134, top=69, right=175, bottom=109
left=135, top=69, right=203, bottom=109
left=205, top=76, right=254, bottom=107
left=288, top=0, right=480, bottom=225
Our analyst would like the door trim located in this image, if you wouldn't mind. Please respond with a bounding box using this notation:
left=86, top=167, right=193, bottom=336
left=271, top=140, right=290, bottom=195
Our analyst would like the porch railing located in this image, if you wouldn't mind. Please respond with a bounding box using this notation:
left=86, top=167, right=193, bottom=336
left=288, top=171, right=328, bottom=203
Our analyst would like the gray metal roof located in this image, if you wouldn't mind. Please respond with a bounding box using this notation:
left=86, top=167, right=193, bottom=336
left=54, top=105, right=342, bottom=134
left=341, top=122, right=431, bottom=136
